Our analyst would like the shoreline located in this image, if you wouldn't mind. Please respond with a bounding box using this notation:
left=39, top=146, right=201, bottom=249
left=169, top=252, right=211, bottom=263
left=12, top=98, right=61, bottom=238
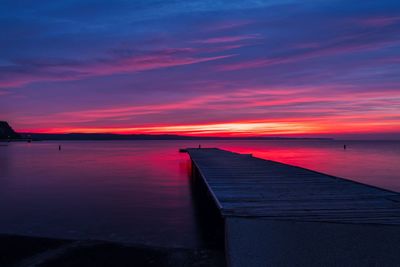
left=0, top=234, right=225, bottom=267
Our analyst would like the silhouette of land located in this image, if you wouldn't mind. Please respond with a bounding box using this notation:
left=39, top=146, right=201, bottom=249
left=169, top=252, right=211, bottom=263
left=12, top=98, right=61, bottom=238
left=1, top=121, right=333, bottom=141
left=20, top=133, right=333, bottom=141
left=0, top=121, right=21, bottom=139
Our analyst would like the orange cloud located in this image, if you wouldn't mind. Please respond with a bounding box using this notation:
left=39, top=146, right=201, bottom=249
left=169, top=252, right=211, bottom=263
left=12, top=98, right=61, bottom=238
left=25, top=120, right=319, bottom=136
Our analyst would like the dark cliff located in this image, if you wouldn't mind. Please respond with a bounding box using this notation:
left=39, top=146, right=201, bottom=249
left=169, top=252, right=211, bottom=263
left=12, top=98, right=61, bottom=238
left=0, top=121, right=21, bottom=139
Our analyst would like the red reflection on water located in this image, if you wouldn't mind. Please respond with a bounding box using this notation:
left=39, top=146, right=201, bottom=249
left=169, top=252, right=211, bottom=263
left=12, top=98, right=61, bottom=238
left=0, top=141, right=200, bottom=247
left=0, top=139, right=399, bottom=249
left=215, top=140, right=400, bottom=192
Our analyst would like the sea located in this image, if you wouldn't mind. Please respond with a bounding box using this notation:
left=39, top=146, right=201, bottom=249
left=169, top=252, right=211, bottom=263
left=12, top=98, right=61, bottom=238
left=0, top=140, right=399, bottom=248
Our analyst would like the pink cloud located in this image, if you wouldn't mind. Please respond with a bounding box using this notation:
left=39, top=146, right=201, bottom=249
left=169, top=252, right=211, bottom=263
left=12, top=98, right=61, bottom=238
left=217, top=58, right=292, bottom=71
left=203, top=20, right=255, bottom=32
left=14, top=86, right=400, bottom=135
left=0, top=50, right=234, bottom=88
left=86, top=53, right=233, bottom=76
left=194, top=34, right=261, bottom=44
left=358, top=16, right=400, bottom=27
left=217, top=31, right=400, bottom=71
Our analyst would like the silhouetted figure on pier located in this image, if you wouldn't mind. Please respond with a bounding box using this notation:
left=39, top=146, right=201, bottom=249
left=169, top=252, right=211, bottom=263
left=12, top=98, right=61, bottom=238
left=344, top=144, right=347, bottom=150
left=59, top=145, right=61, bottom=151
left=198, top=144, right=201, bottom=149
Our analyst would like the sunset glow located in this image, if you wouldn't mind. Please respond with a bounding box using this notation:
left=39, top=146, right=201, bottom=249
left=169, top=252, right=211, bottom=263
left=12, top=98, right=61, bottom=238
left=24, top=121, right=316, bottom=136
left=22, top=119, right=400, bottom=137
left=1, top=1, right=399, bottom=139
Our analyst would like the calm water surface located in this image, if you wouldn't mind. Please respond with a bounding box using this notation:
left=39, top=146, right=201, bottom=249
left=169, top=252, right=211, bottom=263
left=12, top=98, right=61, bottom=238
left=0, top=140, right=399, bottom=247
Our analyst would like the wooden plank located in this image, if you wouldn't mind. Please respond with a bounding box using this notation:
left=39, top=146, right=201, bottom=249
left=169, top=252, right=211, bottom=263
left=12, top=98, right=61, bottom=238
left=185, top=148, right=400, bottom=225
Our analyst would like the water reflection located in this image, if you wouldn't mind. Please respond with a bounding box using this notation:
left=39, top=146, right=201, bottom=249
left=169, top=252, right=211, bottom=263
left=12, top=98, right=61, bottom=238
left=0, top=141, right=202, bottom=248
left=0, top=140, right=398, bottom=248
left=217, top=140, right=400, bottom=192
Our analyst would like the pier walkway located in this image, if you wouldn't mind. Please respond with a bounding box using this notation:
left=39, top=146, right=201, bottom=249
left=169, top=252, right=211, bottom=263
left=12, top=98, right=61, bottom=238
left=185, top=148, right=400, bottom=266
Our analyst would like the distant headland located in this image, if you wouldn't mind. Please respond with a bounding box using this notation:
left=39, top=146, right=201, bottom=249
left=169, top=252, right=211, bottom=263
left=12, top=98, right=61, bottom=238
left=0, top=121, right=21, bottom=140
left=1, top=121, right=333, bottom=141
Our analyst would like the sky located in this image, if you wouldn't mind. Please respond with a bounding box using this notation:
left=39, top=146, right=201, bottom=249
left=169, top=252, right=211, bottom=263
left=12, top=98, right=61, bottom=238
left=0, top=0, right=399, bottom=139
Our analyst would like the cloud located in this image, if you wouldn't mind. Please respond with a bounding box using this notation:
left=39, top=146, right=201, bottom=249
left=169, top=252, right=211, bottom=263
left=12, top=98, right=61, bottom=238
left=2, top=0, right=400, bottom=138
left=0, top=49, right=234, bottom=88
left=31, top=120, right=317, bottom=136
left=193, top=34, right=261, bottom=44
left=357, top=16, right=400, bottom=27
left=217, top=27, right=400, bottom=71
left=14, top=85, right=400, bottom=137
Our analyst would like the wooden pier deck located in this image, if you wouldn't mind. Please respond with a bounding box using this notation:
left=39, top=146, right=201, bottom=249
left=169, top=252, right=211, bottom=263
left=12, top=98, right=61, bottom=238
left=186, top=148, right=400, bottom=225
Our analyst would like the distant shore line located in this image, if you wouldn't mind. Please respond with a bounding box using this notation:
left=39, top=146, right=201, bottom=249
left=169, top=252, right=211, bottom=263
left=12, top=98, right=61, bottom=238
left=2, top=132, right=334, bottom=141
left=0, top=233, right=225, bottom=266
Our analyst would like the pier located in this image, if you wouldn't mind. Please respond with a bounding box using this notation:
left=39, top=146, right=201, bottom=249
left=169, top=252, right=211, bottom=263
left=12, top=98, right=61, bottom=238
left=185, top=148, right=400, bottom=267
